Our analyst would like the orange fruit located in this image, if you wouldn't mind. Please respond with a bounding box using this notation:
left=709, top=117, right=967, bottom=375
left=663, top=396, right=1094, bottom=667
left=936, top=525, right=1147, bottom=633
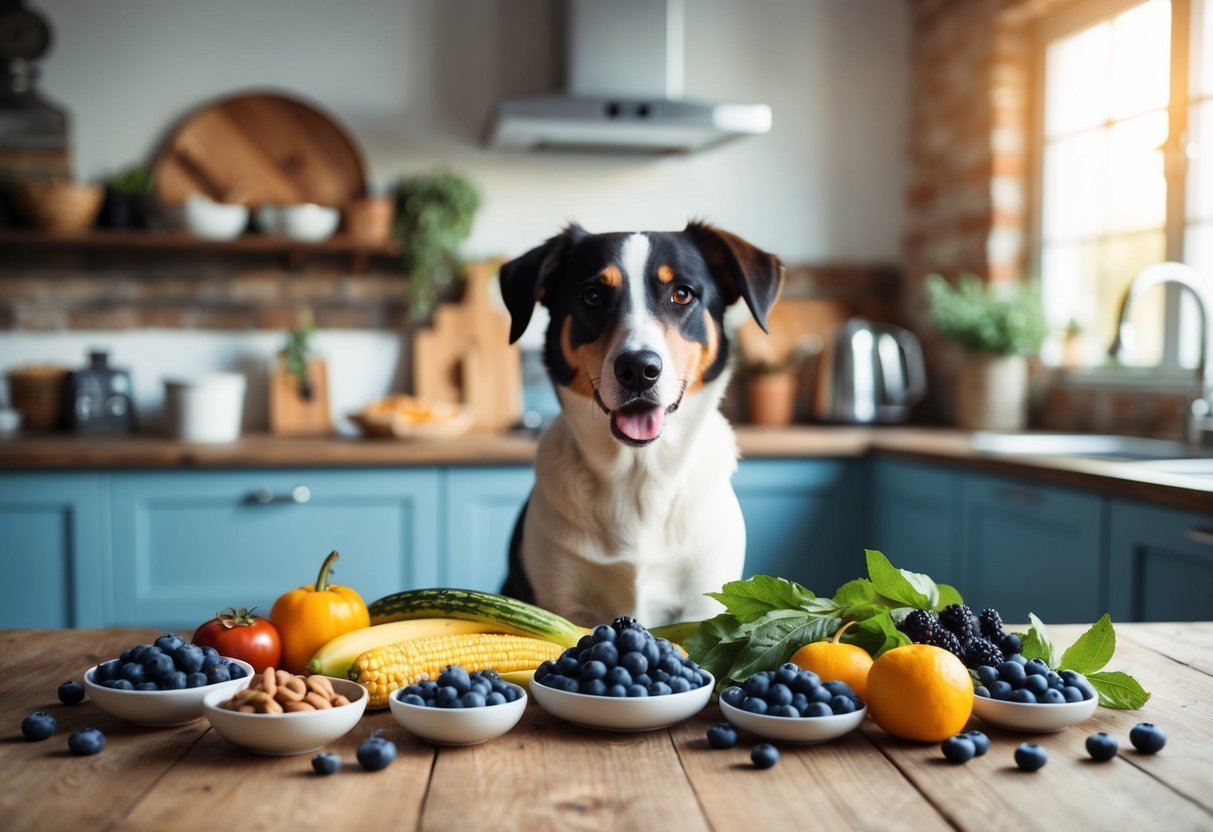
left=790, top=622, right=874, bottom=699
left=865, top=644, right=974, bottom=742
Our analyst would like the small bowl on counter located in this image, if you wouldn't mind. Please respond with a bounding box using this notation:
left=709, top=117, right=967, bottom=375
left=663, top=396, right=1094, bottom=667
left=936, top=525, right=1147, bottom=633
left=529, top=671, right=713, bottom=732
left=719, top=697, right=867, bottom=744
left=83, top=658, right=254, bottom=727
left=388, top=683, right=528, bottom=746
left=203, top=676, right=368, bottom=755
left=971, top=694, right=1098, bottom=733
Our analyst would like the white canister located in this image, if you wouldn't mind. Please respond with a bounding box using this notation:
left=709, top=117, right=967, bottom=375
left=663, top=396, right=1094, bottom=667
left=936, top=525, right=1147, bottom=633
left=163, top=373, right=247, bottom=443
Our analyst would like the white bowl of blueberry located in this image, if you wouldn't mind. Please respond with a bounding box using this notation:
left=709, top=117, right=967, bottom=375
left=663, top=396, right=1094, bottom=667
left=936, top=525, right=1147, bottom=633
left=971, top=656, right=1099, bottom=732
left=528, top=618, right=714, bottom=732
left=717, top=664, right=867, bottom=744
left=83, top=633, right=253, bottom=727
left=388, top=667, right=527, bottom=746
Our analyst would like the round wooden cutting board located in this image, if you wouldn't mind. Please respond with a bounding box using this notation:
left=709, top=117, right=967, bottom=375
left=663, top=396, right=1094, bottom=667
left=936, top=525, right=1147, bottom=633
left=151, top=92, right=367, bottom=207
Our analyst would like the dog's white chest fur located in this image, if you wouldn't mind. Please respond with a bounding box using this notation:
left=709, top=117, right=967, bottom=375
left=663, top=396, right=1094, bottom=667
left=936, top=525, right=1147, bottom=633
left=520, top=375, right=744, bottom=626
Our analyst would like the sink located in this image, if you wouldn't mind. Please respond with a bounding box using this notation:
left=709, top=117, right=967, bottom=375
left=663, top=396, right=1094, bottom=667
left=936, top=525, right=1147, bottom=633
left=970, top=433, right=1202, bottom=461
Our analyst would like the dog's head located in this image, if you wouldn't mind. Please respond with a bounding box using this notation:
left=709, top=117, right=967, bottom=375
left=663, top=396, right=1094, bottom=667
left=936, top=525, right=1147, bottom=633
left=500, top=222, right=783, bottom=446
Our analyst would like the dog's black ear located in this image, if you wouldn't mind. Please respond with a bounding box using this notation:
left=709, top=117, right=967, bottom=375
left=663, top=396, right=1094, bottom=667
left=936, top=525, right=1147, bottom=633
left=684, top=221, right=784, bottom=332
left=499, top=224, right=588, bottom=343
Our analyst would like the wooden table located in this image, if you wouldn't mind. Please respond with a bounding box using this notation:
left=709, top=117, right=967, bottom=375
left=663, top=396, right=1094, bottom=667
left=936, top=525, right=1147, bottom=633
left=3, top=624, right=1210, bottom=831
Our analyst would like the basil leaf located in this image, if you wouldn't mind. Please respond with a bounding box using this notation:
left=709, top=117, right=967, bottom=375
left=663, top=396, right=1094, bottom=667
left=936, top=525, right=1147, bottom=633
left=935, top=584, right=964, bottom=609
left=1020, top=613, right=1057, bottom=668
left=683, top=612, right=736, bottom=661
left=1058, top=614, right=1116, bottom=674
left=727, top=615, right=841, bottom=683
left=899, top=568, right=941, bottom=609
left=705, top=575, right=817, bottom=623
left=832, top=578, right=877, bottom=607
left=851, top=610, right=912, bottom=657
left=865, top=550, right=931, bottom=609
left=1087, top=670, right=1150, bottom=710
left=698, top=638, right=748, bottom=686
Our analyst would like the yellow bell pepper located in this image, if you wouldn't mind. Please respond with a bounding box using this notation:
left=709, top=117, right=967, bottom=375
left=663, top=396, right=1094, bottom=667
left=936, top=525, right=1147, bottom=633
left=271, top=550, right=370, bottom=674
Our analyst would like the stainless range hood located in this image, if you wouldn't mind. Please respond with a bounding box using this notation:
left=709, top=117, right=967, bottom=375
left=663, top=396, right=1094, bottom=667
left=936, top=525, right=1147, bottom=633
left=488, top=0, right=772, bottom=154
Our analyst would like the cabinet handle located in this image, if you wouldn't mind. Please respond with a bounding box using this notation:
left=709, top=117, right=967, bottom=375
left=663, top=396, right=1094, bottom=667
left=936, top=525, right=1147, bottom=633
left=992, top=488, right=1044, bottom=506
left=249, top=486, right=311, bottom=505
left=1187, top=527, right=1213, bottom=546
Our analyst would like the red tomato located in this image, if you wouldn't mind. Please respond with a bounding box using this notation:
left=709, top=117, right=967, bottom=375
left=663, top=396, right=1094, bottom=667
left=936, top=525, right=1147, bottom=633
left=192, top=608, right=282, bottom=672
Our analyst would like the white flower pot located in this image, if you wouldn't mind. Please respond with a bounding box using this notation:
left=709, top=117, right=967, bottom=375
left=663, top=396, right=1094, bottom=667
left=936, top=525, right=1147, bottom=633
left=955, top=354, right=1028, bottom=432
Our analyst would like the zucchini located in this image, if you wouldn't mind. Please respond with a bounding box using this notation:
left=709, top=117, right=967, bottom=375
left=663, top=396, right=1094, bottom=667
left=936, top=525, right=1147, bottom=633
left=367, top=588, right=588, bottom=648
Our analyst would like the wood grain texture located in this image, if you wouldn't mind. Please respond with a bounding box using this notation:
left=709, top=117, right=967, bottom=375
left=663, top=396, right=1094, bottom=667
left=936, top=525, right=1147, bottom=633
left=1120, top=622, right=1213, bottom=678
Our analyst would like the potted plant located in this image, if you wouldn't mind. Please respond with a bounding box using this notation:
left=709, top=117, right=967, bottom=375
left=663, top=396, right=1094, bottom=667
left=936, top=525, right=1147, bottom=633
left=925, top=274, right=1045, bottom=431
left=268, top=308, right=332, bottom=437
left=392, top=170, right=479, bottom=321
left=99, top=165, right=150, bottom=229
left=744, top=360, right=799, bottom=427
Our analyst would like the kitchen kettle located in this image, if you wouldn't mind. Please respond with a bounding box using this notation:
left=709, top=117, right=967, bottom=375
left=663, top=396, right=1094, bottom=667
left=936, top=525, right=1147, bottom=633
left=825, top=318, right=926, bottom=424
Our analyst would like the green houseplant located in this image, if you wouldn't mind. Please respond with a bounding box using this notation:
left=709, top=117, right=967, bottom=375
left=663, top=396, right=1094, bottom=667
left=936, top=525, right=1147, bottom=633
left=925, top=274, right=1045, bottom=431
left=99, top=165, right=151, bottom=229
left=393, top=171, right=480, bottom=320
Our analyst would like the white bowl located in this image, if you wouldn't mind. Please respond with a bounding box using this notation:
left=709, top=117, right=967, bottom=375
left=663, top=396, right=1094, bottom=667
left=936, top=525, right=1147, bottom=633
left=972, top=693, right=1099, bottom=732
left=183, top=194, right=249, bottom=241
left=281, top=203, right=340, bottom=243
left=163, top=373, right=247, bottom=443
left=388, top=686, right=527, bottom=746
left=719, top=697, right=867, bottom=744
left=529, top=672, right=713, bottom=732
left=202, top=677, right=368, bottom=756
left=83, top=658, right=253, bottom=727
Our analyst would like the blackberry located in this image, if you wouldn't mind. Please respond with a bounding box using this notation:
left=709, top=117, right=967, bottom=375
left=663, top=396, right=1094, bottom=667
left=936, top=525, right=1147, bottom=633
left=899, top=609, right=936, bottom=643
left=611, top=616, right=641, bottom=633
left=938, top=604, right=975, bottom=641
left=927, top=627, right=964, bottom=659
left=978, top=608, right=1005, bottom=639
left=961, top=636, right=1004, bottom=670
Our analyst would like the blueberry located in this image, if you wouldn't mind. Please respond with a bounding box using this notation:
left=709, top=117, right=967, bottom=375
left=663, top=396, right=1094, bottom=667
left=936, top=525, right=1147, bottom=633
left=1040, top=688, right=1066, bottom=705
left=1001, top=633, right=1023, bottom=654
left=741, top=696, right=769, bottom=714
left=312, top=752, right=341, bottom=775
left=580, top=679, right=607, bottom=696
left=1008, top=652, right=1028, bottom=666
left=58, top=681, right=85, bottom=706
left=1071, top=676, right=1097, bottom=701
left=822, top=680, right=856, bottom=699
left=173, top=644, right=204, bottom=674
left=654, top=638, right=674, bottom=656
left=602, top=684, right=626, bottom=698
left=199, top=646, right=221, bottom=671
left=580, top=660, right=607, bottom=681
left=604, top=666, right=633, bottom=688
left=792, top=670, right=821, bottom=693
left=1061, top=685, right=1084, bottom=703
left=626, top=684, right=648, bottom=697
left=1086, top=732, right=1119, bottom=761
left=120, top=662, right=147, bottom=685
left=577, top=634, right=593, bottom=650
left=633, top=673, right=652, bottom=688
left=154, top=633, right=185, bottom=654
left=555, top=657, right=580, bottom=676
left=205, top=663, right=232, bottom=685
left=620, top=651, right=648, bottom=677
left=808, top=686, right=833, bottom=704
left=941, top=735, right=976, bottom=764
left=768, top=704, right=800, bottom=718
left=1024, top=658, right=1050, bottom=677
left=766, top=683, right=793, bottom=707
left=773, top=664, right=798, bottom=687
left=185, top=672, right=208, bottom=688
left=590, top=641, right=619, bottom=668
left=642, top=640, right=661, bottom=666
left=830, top=695, right=858, bottom=715
left=546, top=675, right=579, bottom=693
left=21, top=711, right=56, bottom=741
left=94, top=659, right=122, bottom=682
left=650, top=681, right=672, bottom=697
left=1014, top=742, right=1047, bottom=771
left=989, top=680, right=1013, bottom=700
left=437, top=665, right=471, bottom=694
left=669, top=677, right=691, bottom=694
left=1045, top=671, right=1062, bottom=688
left=1022, top=675, right=1048, bottom=695
left=161, top=671, right=187, bottom=690
left=1129, top=723, right=1166, bottom=754
left=719, top=686, right=745, bottom=708
left=470, top=680, right=492, bottom=697
left=129, top=643, right=154, bottom=663
left=963, top=730, right=990, bottom=756
left=974, top=686, right=990, bottom=698
left=460, top=691, right=487, bottom=708
left=976, top=666, right=1000, bottom=687
left=400, top=693, right=426, bottom=706
left=534, top=661, right=554, bottom=682
left=997, top=661, right=1026, bottom=686
left=592, top=624, right=616, bottom=643
left=1009, top=689, right=1037, bottom=704
left=803, top=701, right=833, bottom=718
left=227, top=661, right=248, bottom=680
left=751, top=743, right=780, bottom=769
left=435, top=685, right=460, bottom=707
left=68, top=727, right=105, bottom=756
left=617, top=628, right=645, bottom=653
left=135, top=682, right=160, bottom=691
left=707, top=722, right=737, bottom=749
left=487, top=690, right=509, bottom=705
left=658, top=655, right=682, bottom=676
left=744, top=675, right=771, bottom=699
left=110, top=679, right=134, bottom=690
left=140, top=652, right=173, bottom=682
left=652, top=670, right=671, bottom=685
left=356, top=734, right=397, bottom=771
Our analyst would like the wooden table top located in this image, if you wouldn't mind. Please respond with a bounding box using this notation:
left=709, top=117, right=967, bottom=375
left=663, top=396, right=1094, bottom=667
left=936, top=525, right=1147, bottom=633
left=2, top=624, right=1210, bottom=831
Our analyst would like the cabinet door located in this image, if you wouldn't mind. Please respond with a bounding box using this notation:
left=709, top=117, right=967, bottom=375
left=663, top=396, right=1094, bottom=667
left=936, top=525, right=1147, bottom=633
left=961, top=475, right=1104, bottom=623
left=869, top=459, right=962, bottom=579
left=444, top=467, right=534, bottom=593
left=1108, top=500, right=1213, bottom=621
left=111, top=470, right=440, bottom=628
left=733, top=460, right=863, bottom=592
left=0, top=473, right=106, bottom=628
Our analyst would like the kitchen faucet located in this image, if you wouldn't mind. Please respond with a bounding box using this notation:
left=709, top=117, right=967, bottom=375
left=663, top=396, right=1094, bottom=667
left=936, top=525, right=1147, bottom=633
left=1108, top=262, right=1213, bottom=448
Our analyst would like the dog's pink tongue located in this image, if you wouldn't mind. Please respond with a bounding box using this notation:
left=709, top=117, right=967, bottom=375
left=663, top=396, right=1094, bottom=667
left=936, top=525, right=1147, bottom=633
left=614, top=407, right=665, bottom=442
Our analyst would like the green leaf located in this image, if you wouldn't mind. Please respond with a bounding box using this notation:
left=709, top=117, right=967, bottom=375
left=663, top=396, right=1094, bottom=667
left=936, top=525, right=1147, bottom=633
left=850, top=610, right=912, bottom=657
left=832, top=578, right=877, bottom=607
left=727, top=615, right=841, bottom=683
left=1020, top=613, right=1057, bottom=668
left=705, top=575, right=817, bottom=623
left=697, top=637, right=748, bottom=684
left=1087, top=670, right=1150, bottom=709
left=865, top=550, right=931, bottom=609
left=1058, top=614, right=1116, bottom=674
left=899, top=568, right=941, bottom=609
left=935, top=584, right=964, bottom=609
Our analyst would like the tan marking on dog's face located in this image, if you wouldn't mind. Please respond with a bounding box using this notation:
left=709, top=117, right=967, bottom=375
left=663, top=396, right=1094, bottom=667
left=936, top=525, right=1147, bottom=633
left=560, top=315, right=612, bottom=399
left=657, top=264, right=675, bottom=284
left=600, top=265, right=623, bottom=288
left=661, top=308, right=720, bottom=395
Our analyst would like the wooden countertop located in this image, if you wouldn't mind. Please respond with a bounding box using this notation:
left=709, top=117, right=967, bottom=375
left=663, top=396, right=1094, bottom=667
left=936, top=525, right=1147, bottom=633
left=1, top=426, right=1209, bottom=511
left=2, top=624, right=1210, bottom=830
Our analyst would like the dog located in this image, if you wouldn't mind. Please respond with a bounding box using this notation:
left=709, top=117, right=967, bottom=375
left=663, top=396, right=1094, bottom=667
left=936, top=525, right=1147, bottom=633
left=498, top=221, right=783, bottom=627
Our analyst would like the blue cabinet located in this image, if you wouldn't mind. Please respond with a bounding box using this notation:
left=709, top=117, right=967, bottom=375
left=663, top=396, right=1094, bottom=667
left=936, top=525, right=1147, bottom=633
left=1108, top=500, right=1213, bottom=621
left=869, top=458, right=962, bottom=579
left=733, top=459, right=864, bottom=593
left=110, top=470, right=440, bottom=628
left=443, top=467, right=533, bottom=593
left=0, top=473, right=107, bottom=628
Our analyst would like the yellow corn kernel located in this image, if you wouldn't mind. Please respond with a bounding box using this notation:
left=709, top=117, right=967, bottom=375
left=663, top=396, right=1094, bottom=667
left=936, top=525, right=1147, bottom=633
left=349, top=632, right=562, bottom=708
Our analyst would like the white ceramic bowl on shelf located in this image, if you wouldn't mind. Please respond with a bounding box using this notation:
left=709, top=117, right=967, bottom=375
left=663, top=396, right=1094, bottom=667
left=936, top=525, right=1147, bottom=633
left=719, top=697, right=867, bottom=744
left=83, top=658, right=254, bottom=727
left=388, top=685, right=527, bottom=746
left=972, top=694, right=1098, bottom=732
left=183, top=194, right=249, bottom=241
left=281, top=204, right=340, bottom=242
left=202, top=677, right=368, bottom=755
left=529, top=672, right=713, bottom=732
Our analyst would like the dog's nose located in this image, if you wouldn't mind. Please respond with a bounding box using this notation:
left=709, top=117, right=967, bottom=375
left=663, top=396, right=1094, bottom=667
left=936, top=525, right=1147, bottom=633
left=614, top=349, right=662, bottom=392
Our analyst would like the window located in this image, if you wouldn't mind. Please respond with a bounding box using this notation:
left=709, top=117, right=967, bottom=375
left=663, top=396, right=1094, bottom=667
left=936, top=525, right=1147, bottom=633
left=1036, top=0, right=1209, bottom=375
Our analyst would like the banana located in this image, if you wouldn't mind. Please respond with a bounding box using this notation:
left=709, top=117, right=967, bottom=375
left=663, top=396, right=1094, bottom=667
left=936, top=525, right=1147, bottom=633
left=306, top=618, right=502, bottom=677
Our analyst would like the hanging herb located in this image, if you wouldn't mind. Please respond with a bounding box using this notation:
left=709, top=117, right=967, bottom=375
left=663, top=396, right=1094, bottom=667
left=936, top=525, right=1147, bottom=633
left=392, top=171, right=480, bottom=321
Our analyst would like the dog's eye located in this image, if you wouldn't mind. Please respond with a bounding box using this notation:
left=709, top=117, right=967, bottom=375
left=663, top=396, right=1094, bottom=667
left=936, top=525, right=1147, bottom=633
left=671, top=285, right=695, bottom=305
left=582, top=288, right=604, bottom=307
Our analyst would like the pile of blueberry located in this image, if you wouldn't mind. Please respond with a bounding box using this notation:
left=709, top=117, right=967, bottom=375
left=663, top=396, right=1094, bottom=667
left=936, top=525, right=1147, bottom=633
left=396, top=667, right=524, bottom=709
left=899, top=604, right=1018, bottom=669
left=973, top=656, right=1096, bottom=704
left=535, top=617, right=709, bottom=697
left=91, top=633, right=248, bottom=691
left=718, top=663, right=864, bottom=718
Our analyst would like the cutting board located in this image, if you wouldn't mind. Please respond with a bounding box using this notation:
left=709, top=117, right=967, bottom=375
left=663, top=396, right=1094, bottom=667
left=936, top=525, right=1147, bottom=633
left=151, top=92, right=366, bottom=206
left=268, top=358, right=332, bottom=437
left=413, top=263, right=523, bottom=432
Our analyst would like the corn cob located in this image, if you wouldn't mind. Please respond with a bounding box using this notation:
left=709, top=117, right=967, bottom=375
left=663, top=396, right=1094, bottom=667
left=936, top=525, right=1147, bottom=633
left=350, top=632, right=563, bottom=708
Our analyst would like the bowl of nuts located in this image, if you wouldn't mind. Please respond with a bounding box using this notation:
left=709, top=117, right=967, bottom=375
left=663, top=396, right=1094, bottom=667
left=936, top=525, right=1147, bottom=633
left=202, top=668, right=368, bottom=756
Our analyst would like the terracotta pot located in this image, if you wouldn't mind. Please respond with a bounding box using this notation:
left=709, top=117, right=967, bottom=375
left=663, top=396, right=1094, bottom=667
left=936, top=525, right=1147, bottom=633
left=746, top=372, right=797, bottom=426
left=344, top=197, right=395, bottom=244
left=955, top=354, right=1028, bottom=431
